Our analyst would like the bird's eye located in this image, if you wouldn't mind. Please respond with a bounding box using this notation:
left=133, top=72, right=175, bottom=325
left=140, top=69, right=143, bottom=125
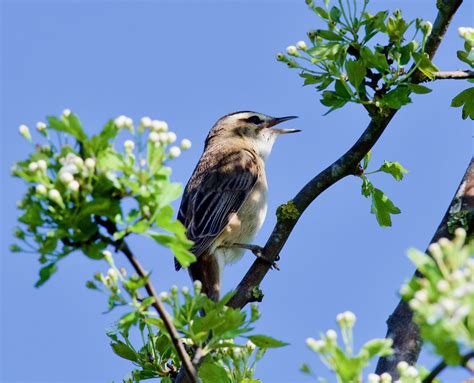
left=246, top=115, right=262, bottom=125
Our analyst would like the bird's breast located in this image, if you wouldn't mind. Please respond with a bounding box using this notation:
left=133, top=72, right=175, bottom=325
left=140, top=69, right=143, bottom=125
left=214, top=176, right=268, bottom=265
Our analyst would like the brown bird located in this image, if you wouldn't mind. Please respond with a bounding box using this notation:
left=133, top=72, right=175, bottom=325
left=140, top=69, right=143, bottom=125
left=176, top=111, right=300, bottom=301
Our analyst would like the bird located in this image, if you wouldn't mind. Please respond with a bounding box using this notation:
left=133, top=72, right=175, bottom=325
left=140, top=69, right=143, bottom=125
left=176, top=111, right=300, bottom=301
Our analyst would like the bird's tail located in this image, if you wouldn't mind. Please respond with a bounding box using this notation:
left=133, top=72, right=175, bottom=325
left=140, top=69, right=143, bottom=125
left=188, top=251, right=221, bottom=302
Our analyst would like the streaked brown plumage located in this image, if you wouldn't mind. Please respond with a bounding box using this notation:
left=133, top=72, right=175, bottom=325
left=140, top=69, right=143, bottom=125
left=176, top=111, right=299, bottom=301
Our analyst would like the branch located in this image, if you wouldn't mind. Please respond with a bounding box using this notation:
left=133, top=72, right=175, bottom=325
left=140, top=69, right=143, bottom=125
left=432, top=70, right=474, bottom=80
left=375, top=157, right=474, bottom=377
left=228, top=0, right=464, bottom=309
left=97, top=219, right=199, bottom=383
left=422, top=351, right=474, bottom=383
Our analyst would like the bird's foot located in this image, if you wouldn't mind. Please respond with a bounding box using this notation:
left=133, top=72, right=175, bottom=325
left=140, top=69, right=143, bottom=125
left=232, top=243, right=280, bottom=270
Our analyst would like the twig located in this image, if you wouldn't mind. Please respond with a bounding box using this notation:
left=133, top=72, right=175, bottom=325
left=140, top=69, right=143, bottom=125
left=228, top=0, right=464, bottom=310
left=96, top=218, right=199, bottom=383
left=432, top=70, right=474, bottom=80
left=375, top=158, right=474, bottom=377
left=422, top=351, right=474, bottom=383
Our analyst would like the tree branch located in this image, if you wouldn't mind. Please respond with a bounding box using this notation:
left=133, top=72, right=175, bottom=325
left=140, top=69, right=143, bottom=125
left=422, top=351, right=474, bottom=383
left=97, top=218, right=199, bottom=383
left=228, top=0, right=464, bottom=309
left=432, top=70, right=474, bottom=80
left=375, top=157, right=474, bottom=377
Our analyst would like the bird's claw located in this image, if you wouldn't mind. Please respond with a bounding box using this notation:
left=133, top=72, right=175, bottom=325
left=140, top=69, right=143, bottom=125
left=232, top=243, right=280, bottom=270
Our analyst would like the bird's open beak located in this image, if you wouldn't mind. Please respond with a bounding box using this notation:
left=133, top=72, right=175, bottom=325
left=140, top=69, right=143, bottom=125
left=267, top=116, right=301, bottom=134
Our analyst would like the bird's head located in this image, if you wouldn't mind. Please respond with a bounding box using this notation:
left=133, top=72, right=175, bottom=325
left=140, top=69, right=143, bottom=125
left=205, top=111, right=300, bottom=159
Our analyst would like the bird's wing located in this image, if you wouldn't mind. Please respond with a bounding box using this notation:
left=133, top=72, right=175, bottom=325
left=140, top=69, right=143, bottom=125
left=175, top=150, right=259, bottom=270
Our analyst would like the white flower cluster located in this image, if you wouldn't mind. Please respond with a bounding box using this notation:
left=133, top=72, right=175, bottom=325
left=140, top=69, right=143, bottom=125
left=114, top=114, right=133, bottom=130
left=458, top=27, right=474, bottom=39
left=336, top=310, right=357, bottom=327
left=286, top=41, right=307, bottom=57
left=367, top=372, right=392, bottom=383
left=397, top=361, right=420, bottom=381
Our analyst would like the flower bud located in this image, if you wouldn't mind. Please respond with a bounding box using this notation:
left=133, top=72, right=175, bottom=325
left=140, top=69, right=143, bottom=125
left=159, top=291, right=170, bottom=301
left=193, top=280, right=202, bottom=294
left=420, top=21, right=432, bottom=36
left=276, top=53, right=285, bottom=61
left=368, top=373, right=380, bottom=383
left=286, top=45, right=298, bottom=56
left=37, top=159, right=47, bottom=171
left=171, top=285, right=178, bottom=294
left=28, top=162, right=39, bottom=172
left=85, top=158, right=96, bottom=169
left=397, top=361, right=408, bottom=372
left=296, top=40, right=307, bottom=50
left=325, top=329, right=337, bottom=341
left=436, top=279, right=450, bottom=293
left=181, top=286, right=189, bottom=295
left=169, top=146, right=181, bottom=158
left=102, top=250, right=113, bottom=263
left=246, top=340, right=256, bottom=350
left=107, top=268, right=118, bottom=280
left=68, top=180, right=80, bottom=192
left=180, top=138, right=192, bottom=150
left=405, top=366, right=418, bottom=378
left=36, top=122, right=47, bottom=132
left=409, top=298, right=420, bottom=310
left=62, top=109, right=71, bottom=117
left=19, top=125, right=31, bottom=141
left=48, top=189, right=64, bottom=207
left=414, top=290, right=428, bottom=302
left=380, top=373, right=392, bottom=383
left=148, top=132, right=160, bottom=143
left=124, top=140, right=135, bottom=151
left=59, top=171, right=74, bottom=184
left=306, top=338, right=325, bottom=352
left=36, top=184, right=47, bottom=195
left=151, top=120, right=168, bottom=132
left=140, top=116, right=152, bottom=128
left=167, top=132, right=177, bottom=143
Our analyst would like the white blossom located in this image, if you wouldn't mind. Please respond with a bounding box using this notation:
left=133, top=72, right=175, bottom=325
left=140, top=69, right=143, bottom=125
left=148, top=132, right=160, bottom=143
left=414, top=290, right=428, bottom=302
left=180, top=138, right=192, bottom=150
left=405, top=366, right=418, bottom=378
left=368, top=373, right=380, bottom=383
left=59, top=171, right=74, bottom=184
left=167, top=132, right=177, bottom=143
left=436, top=279, right=450, bottom=293
left=246, top=340, right=256, bottom=350
left=68, top=180, right=80, bottom=192
left=325, top=329, right=337, bottom=341
left=306, top=338, right=325, bottom=352
left=420, top=21, right=432, bottom=36
left=19, top=124, right=31, bottom=141
left=85, top=158, right=96, bottom=169
left=62, top=108, right=71, bottom=117
left=124, top=140, right=135, bottom=151
left=169, top=146, right=181, bottom=158
left=35, top=184, right=47, bottom=195
left=28, top=162, right=39, bottom=172
left=397, top=361, right=408, bottom=372
left=140, top=116, right=152, bottom=128
left=151, top=120, right=168, bottom=132
left=159, top=291, right=170, bottom=300
left=380, top=373, right=392, bottom=383
left=37, top=159, right=47, bottom=171
left=336, top=310, right=356, bottom=326
left=296, top=40, right=307, bottom=50
left=48, top=189, right=63, bottom=206
left=107, top=268, right=118, bottom=280
left=36, top=122, right=47, bottom=132
left=181, top=286, right=189, bottom=295
left=458, top=27, right=474, bottom=38
left=286, top=45, right=298, bottom=55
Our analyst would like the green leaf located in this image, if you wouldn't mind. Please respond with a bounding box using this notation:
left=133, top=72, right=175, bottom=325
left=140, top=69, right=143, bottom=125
left=110, top=341, right=138, bottom=362
left=451, top=87, right=474, bottom=120
left=317, top=29, right=343, bottom=41
left=85, top=120, right=119, bottom=155
left=76, top=198, right=121, bottom=222
left=329, top=6, right=341, bottom=22
left=412, top=52, right=439, bottom=80
left=360, top=339, right=393, bottom=359
left=247, top=335, right=289, bottom=349
left=370, top=188, right=401, bottom=227
left=47, top=115, right=87, bottom=143
left=378, top=160, right=409, bottom=181
left=314, top=7, right=329, bottom=19
left=408, top=84, right=432, bottom=94
left=199, top=361, right=230, bottom=383
left=346, top=60, right=366, bottom=88
left=35, top=263, right=58, bottom=287
left=361, top=177, right=373, bottom=197
left=156, top=183, right=182, bottom=208
left=380, top=86, right=412, bottom=109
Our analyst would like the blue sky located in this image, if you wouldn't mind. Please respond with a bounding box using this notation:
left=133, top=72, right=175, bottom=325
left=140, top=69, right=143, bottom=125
left=1, top=0, right=472, bottom=382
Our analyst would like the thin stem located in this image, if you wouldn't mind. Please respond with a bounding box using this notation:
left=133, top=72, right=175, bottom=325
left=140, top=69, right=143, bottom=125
left=422, top=351, right=474, bottom=383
